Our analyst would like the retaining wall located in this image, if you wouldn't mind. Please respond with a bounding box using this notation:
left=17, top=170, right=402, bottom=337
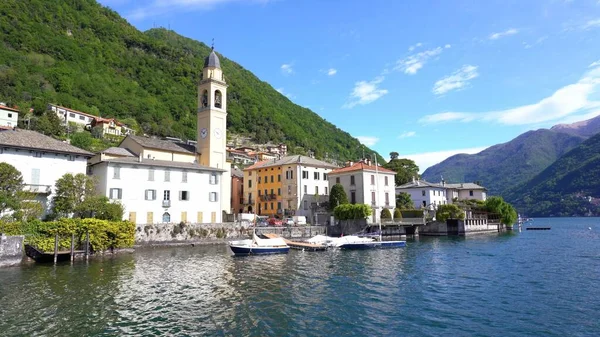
left=0, top=235, right=24, bottom=267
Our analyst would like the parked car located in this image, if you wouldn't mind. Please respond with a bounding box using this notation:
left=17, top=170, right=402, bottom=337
left=268, top=218, right=283, bottom=226
left=256, top=216, right=269, bottom=227
left=284, top=217, right=295, bottom=226
left=293, top=216, right=307, bottom=226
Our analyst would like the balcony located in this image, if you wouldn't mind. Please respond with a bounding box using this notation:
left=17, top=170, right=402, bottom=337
left=243, top=199, right=255, bottom=206
left=162, top=200, right=171, bottom=207
left=260, top=194, right=277, bottom=201
left=23, top=184, right=52, bottom=194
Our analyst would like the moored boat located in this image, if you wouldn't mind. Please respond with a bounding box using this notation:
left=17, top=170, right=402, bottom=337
left=229, top=231, right=290, bottom=256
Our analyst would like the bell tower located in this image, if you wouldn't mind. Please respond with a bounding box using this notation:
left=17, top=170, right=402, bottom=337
left=197, top=46, right=228, bottom=169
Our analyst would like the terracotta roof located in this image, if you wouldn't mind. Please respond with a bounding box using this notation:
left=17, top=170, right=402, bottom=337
left=243, top=160, right=270, bottom=171
left=91, top=156, right=226, bottom=172
left=245, top=155, right=338, bottom=170
left=124, top=135, right=196, bottom=154
left=0, top=105, right=19, bottom=113
left=329, top=161, right=396, bottom=175
left=0, top=129, right=92, bottom=156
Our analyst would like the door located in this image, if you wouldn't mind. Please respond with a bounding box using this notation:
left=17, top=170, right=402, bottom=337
left=146, top=212, right=154, bottom=224
left=129, top=212, right=136, bottom=223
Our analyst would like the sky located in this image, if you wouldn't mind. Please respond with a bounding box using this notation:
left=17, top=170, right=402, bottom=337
left=98, top=0, right=600, bottom=172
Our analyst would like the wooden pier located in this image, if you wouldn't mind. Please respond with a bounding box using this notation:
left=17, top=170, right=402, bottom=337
left=526, top=227, right=551, bottom=231
left=263, top=233, right=327, bottom=251
left=25, top=232, right=90, bottom=264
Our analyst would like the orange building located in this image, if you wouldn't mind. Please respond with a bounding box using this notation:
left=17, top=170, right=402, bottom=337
left=231, top=167, right=244, bottom=215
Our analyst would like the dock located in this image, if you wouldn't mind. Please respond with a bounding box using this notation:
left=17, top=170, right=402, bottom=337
left=263, top=233, right=327, bottom=251
left=526, top=227, right=551, bottom=231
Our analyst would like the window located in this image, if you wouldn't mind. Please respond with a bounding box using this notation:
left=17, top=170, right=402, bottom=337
left=304, top=200, right=308, bottom=210
left=302, top=171, right=308, bottom=179
left=304, top=185, right=307, bottom=194
left=264, top=203, right=268, bottom=210
left=214, top=90, right=222, bottom=108
left=162, top=212, right=171, bottom=223
left=469, top=190, right=474, bottom=196
left=277, top=202, right=281, bottom=210
left=164, top=170, right=170, bottom=182
left=287, top=185, right=292, bottom=194
left=113, top=166, right=120, bottom=179
left=385, top=176, right=389, bottom=186
left=290, top=171, right=294, bottom=179
left=147, top=212, right=154, bottom=224
left=270, top=189, right=274, bottom=196
left=371, top=191, right=376, bottom=205
left=314, top=172, right=320, bottom=180
left=325, top=187, right=328, bottom=195
left=336, top=177, right=340, bottom=184
left=34, top=152, right=43, bottom=158
left=323, top=173, right=328, bottom=180
left=248, top=180, right=252, bottom=188
left=210, top=173, right=218, bottom=185
left=182, top=171, right=188, bottom=183
left=315, top=186, right=319, bottom=195
left=68, top=155, right=75, bottom=161
left=264, top=189, right=268, bottom=196
left=163, top=190, right=171, bottom=201
left=148, top=168, right=155, bottom=181
left=209, top=192, right=218, bottom=202
left=145, top=189, right=156, bottom=200
left=278, top=188, right=281, bottom=195
left=285, top=171, right=289, bottom=179
left=69, top=113, right=75, bottom=118
left=180, top=191, right=190, bottom=201
left=270, top=202, right=274, bottom=210
left=422, top=190, right=426, bottom=196
left=79, top=115, right=85, bottom=120
left=258, top=176, right=261, bottom=184
left=7, top=113, right=12, bottom=118
left=371, top=175, right=375, bottom=185
left=278, top=174, right=281, bottom=182
left=350, top=175, right=355, bottom=185
left=271, top=175, right=274, bottom=183
left=110, top=188, right=122, bottom=200
left=351, top=191, right=356, bottom=204
left=385, top=193, right=389, bottom=205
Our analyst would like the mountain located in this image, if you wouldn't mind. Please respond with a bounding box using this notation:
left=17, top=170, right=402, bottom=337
left=505, top=132, right=600, bottom=216
left=550, top=114, right=600, bottom=138
left=0, top=0, right=374, bottom=162
left=421, top=129, right=586, bottom=196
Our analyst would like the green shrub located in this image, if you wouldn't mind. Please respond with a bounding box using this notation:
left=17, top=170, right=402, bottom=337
left=400, top=210, right=424, bottom=218
left=393, top=208, right=402, bottom=219
left=380, top=208, right=392, bottom=219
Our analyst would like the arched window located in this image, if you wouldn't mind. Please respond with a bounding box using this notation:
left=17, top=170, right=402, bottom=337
left=202, top=90, right=208, bottom=108
left=162, top=212, right=171, bottom=223
left=214, top=90, right=222, bottom=108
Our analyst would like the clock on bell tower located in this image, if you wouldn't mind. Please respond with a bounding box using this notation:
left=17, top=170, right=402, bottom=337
left=197, top=46, right=228, bottom=169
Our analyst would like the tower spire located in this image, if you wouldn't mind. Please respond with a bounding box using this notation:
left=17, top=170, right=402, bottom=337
left=211, top=38, right=214, bottom=50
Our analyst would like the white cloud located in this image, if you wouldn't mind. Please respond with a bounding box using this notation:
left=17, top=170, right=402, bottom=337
left=280, top=63, right=294, bottom=75
left=127, top=0, right=272, bottom=20
left=432, top=65, right=479, bottom=95
left=327, top=68, right=337, bottom=76
left=408, top=42, right=422, bottom=52
left=590, top=60, right=600, bottom=68
left=489, top=28, right=518, bottom=40
left=420, top=65, right=600, bottom=125
left=395, top=45, right=449, bottom=75
left=343, top=76, right=388, bottom=108
left=583, top=18, right=600, bottom=29
left=401, top=146, right=489, bottom=173
left=398, top=131, right=416, bottom=139
left=276, top=87, right=295, bottom=99
left=356, top=136, right=380, bottom=147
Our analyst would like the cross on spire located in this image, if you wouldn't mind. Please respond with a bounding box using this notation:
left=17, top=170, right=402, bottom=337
left=211, top=38, right=215, bottom=50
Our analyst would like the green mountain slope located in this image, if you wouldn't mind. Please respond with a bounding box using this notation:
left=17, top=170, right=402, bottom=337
left=505, top=132, right=600, bottom=216
left=0, top=0, right=373, bottom=161
left=421, top=129, right=585, bottom=196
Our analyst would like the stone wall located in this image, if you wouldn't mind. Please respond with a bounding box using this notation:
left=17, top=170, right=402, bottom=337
left=0, top=235, right=24, bottom=267
left=134, top=223, right=327, bottom=246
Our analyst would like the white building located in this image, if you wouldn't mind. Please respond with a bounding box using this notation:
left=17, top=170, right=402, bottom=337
left=88, top=148, right=225, bottom=224
left=395, top=178, right=487, bottom=210
left=0, top=129, right=92, bottom=216
left=88, top=47, right=232, bottom=224
left=49, top=104, right=96, bottom=128
left=328, top=159, right=396, bottom=223
left=0, top=104, right=19, bottom=128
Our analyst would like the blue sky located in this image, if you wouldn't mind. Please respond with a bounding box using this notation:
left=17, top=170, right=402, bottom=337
left=98, top=0, right=600, bottom=171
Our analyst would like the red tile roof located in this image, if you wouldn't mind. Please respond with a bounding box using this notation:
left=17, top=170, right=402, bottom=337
left=329, top=161, right=396, bottom=175
left=243, top=160, right=270, bottom=171
left=0, top=105, right=20, bottom=112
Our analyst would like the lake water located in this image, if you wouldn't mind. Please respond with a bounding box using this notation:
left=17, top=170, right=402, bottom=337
left=1, top=218, right=599, bottom=336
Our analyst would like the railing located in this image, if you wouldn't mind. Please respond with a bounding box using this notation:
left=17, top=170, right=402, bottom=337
left=162, top=200, right=171, bottom=207
left=260, top=194, right=277, bottom=201
left=23, top=184, right=52, bottom=193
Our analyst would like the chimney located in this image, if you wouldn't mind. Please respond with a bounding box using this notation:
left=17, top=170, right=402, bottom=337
left=412, top=176, right=416, bottom=184
left=138, top=152, right=143, bottom=163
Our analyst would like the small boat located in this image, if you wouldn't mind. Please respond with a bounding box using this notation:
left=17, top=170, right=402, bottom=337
left=229, top=231, right=290, bottom=256
left=338, top=240, right=407, bottom=250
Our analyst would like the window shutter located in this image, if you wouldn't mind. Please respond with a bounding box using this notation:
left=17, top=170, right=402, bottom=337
left=179, top=191, right=182, bottom=200
left=118, top=189, right=122, bottom=199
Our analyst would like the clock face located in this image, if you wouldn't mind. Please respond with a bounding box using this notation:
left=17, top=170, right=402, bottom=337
left=214, top=128, right=222, bottom=139
left=200, top=128, right=208, bottom=139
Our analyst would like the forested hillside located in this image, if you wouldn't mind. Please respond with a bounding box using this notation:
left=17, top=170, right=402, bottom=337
left=0, top=0, right=374, bottom=161
left=421, top=129, right=585, bottom=196
left=506, top=132, right=600, bottom=216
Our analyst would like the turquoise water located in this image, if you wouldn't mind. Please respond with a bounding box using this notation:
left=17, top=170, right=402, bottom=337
left=1, top=218, right=599, bottom=336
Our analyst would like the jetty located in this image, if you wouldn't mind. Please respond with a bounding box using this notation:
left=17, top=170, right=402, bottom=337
left=263, top=233, right=327, bottom=251
left=25, top=232, right=90, bottom=264
left=526, top=227, right=551, bottom=231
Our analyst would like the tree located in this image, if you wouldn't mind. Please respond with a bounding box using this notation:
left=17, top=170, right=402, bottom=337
left=70, top=131, right=93, bottom=151
left=390, top=152, right=399, bottom=160
left=380, top=208, right=392, bottom=219
left=484, top=196, right=518, bottom=226
left=0, top=163, right=24, bottom=216
left=435, top=204, right=465, bottom=222
left=393, top=208, right=402, bottom=219
left=383, top=158, right=420, bottom=186
left=333, top=204, right=372, bottom=220
left=396, top=192, right=413, bottom=209
left=33, top=111, right=64, bottom=137
left=52, top=173, right=95, bottom=218
left=74, top=195, right=124, bottom=221
left=328, top=183, right=349, bottom=211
